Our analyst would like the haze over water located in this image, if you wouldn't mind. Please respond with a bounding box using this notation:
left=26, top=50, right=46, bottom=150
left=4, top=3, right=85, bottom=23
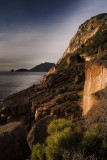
left=0, top=72, right=46, bottom=106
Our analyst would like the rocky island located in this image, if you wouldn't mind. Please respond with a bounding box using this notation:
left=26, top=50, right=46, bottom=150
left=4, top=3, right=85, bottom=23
left=0, top=13, right=107, bottom=160
left=15, top=62, right=55, bottom=72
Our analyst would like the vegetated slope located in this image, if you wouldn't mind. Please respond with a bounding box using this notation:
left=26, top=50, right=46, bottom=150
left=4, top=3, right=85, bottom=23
left=58, top=13, right=107, bottom=61
left=0, top=13, right=107, bottom=130
left=55, top=13, right=107, bottom=70
left=30, top=62, right=55, bottom=72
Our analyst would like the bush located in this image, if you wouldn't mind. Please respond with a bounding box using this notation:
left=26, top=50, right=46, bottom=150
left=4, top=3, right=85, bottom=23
left=31, top=120, right=107, bottom=160
left=31, top=143, right=45, bottom=160
left=45, top=146, right=62, bottom=160
left=46, top=119, right=82, bottom=160
left=83, top=131, right=102, bottom=155
left=46, top=127, right=80, bottom=150
left=47, top=119, right=75, bottom=135
left=82, top=123, right=104, bottom=156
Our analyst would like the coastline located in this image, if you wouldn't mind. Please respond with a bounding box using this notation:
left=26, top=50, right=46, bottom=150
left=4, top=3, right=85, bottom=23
left=0, top=72, right=47, bottom=112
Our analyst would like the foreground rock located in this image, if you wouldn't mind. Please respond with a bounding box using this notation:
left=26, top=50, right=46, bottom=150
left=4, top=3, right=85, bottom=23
left=0, top=122, right=30, bottom=160
left=27, top=115, right=56, bottom=150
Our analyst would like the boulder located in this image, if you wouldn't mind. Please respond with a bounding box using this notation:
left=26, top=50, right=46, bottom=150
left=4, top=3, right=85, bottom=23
left=27, top=115, right=55, bottom=150
left=0, top=122, right=30, bottom=160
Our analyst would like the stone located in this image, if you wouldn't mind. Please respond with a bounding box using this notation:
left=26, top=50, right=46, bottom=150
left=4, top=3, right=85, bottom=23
left=83, top=64, right=107, bottom=115
left=0, top=122, right=30, bottom=160
left=27, top=115, right=55, bottom=150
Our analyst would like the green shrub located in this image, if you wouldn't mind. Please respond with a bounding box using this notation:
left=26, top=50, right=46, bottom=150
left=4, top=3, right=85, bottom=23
left=31, top=143, right=45, bottom=160
left=82, top=123, right=103, bottom=155
left=46, top=119, right=82, bottom=160
left=31, top=120, right=107, bottom=160
left=45, top=146, right=62, bottom=160
left=46, top=127, right=77, bottom=150
left=83, top=131, right=102, bottom=154
left=47, top=119, right=75, bottom=135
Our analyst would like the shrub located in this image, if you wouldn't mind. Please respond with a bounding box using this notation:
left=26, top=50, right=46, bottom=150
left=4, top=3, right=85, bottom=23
left=46, top=127, right=78, bottom=150
left=82, top=123, right=103, bottom=156
left=47, top=119, right=75, bottom=135
left=45, top=146, right=62, bottom=160
left=83, top=131, right=102, bottom=155
left=31, top=120, right=107, bottom=160
left=31, top=143, right=45, bottom=160
left=46, top=119, right=82, bottom=160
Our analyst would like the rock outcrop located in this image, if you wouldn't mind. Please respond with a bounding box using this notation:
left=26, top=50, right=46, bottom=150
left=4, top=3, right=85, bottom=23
left=56, top=13, right=107, bottom=66
left=84, top=87, right=107, bottom=126
left=27, top=115, right=55, bottom=150
left=0, top=122, right=30, bottom=160
left=83, top=63, right=107, bottom=115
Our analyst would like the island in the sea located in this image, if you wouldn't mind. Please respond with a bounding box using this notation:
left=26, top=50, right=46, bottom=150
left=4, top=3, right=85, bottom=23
left=15, top=62, right=55, bottom=72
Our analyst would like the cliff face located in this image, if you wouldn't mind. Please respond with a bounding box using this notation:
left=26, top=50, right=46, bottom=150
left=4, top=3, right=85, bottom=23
left=83, top=63, right=107, bottom=115
left=56, top=13, right=107, bottom=65
left=84, top=87, right=107, bottom=125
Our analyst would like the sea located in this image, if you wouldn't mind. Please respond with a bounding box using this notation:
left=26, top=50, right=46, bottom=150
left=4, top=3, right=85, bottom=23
left=0, top=71, right=47, bottom=107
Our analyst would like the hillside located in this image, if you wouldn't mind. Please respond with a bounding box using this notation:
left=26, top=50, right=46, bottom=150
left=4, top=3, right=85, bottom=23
left=0, top=13, right=107, bottom=160
left=30, top=62, right=55, bottom=72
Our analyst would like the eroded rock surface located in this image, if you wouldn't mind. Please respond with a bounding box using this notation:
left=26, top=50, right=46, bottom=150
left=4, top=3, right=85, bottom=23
left=84, top=87, right=107, bottom=125
left=27, top=115, right=55, bottom=150
left=0, top=122, right=30, bottom=160
left=83, top=63, right=107, bottom=115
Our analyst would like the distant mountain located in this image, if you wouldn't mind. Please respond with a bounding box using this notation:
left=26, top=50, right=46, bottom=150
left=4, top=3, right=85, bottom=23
left=30, top=62, right=55, bottom=72
left=15, top=69, right=29, bottom=72
left=15, top=62, right=55, bottom=72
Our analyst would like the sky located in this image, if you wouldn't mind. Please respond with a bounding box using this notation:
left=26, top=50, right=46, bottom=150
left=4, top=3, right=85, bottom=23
left=0, top=0, right=107, bottom=71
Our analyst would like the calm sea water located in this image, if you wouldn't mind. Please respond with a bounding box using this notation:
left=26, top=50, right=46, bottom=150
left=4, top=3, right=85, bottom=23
left=0, top=72, right=46, bottom=106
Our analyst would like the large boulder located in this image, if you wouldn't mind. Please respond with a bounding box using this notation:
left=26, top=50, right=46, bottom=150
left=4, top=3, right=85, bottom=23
left=0, top=122, right=30, bottom=160
left=27, top=115, right=55, bottom=150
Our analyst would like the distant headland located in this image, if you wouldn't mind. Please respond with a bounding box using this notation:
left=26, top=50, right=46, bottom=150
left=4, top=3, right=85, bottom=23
left=12, top=62, right=55, bottom=72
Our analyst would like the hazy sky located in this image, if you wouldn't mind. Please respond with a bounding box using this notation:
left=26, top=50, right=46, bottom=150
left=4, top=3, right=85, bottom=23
left=0, top=0, right=107, bottom=71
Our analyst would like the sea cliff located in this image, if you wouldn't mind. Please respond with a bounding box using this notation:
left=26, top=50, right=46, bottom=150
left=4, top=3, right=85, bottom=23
left=0, top=13, right=107, bottom=160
